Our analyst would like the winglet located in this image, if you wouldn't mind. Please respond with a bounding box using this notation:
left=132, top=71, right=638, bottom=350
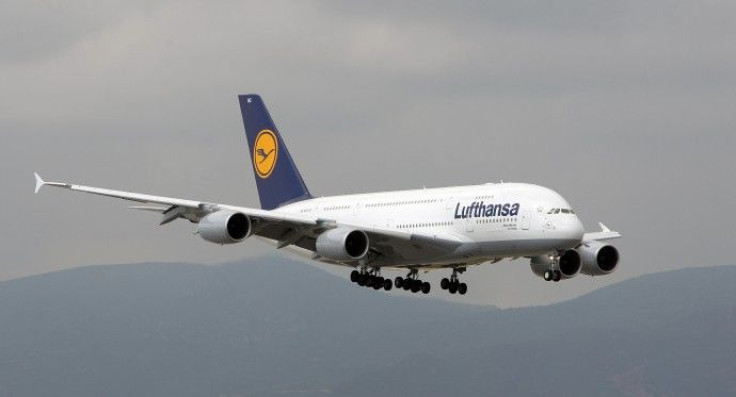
left=598, top=222, right=611, bottom=232
left=34, top=172, right=45, bottom=194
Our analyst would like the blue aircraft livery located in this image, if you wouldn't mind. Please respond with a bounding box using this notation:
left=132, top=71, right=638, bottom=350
left=454, top=201, right=520, bottom=219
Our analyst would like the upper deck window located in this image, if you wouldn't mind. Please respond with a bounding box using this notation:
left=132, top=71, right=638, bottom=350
left=547, top=208, right=575, bottom=215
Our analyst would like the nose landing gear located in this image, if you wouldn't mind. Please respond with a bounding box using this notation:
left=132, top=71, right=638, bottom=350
left=541, top=254, right=563, bottom=282
left=440, top=267, right=468, bottom=295
left=543, top=269, right=561, bottom=282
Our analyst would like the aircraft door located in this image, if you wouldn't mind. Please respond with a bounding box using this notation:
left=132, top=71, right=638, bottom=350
left=521, top=209, right=531, bottom=230
left=465, top=217, right=475, bottom=233
left=445, top=196, right=455, bottom=211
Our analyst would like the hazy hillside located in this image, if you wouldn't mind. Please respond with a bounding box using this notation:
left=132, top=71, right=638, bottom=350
left=0, top=259, right=734, bottom=396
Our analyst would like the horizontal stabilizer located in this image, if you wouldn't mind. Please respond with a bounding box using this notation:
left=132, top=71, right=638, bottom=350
left=583, top=223, right=621, bottom=242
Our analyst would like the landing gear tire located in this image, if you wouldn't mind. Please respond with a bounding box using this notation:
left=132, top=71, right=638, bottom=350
left=394, top=277, right=404, bottom=288
left=383, top=279, right=393, bottom=291
left=440, top=278, right=450, bottom=290
left=411, top=281, right=421, bottom=293
left=422, top=282, right=431, bottom=294
left=544, top=270, right=553, bottom=281
left=357, top=275, right=367, bottom=286
left=403, top=280, right=412, bottom=291
left=444, top=267, right=467, bottom=295
left=350, top=270, right=359, bottom=283
left=553, top=271, right=561, bottom=282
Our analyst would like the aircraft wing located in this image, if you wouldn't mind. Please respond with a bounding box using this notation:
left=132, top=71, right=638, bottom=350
left=34, top=173, right=461, bottom=264
left=34, top=173, right=318, bottom=226
left=583, top=223, right=622, bottom=242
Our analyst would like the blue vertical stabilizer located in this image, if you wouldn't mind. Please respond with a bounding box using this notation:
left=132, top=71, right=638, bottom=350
left=238, top=94, right=313, bottom=210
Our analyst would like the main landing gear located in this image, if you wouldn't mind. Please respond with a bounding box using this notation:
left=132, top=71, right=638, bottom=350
left=394, top=269, right=431, bottom=294
left=440, top=267, right=468, bottom=295
left=543, top=269, right=561, bottom=282
left=350, top=268, right=393, bottom=291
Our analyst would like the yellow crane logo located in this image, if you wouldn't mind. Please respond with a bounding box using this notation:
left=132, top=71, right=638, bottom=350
left=253, top=129, right=278, bottom=178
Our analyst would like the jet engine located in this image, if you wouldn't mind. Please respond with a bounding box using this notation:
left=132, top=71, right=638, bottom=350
left=530, top=249, right=582, bottom=280
left=197, top=211, right=251, bottom=244
left=578, top=241, right=619, bottom=275
left=316, top=228, right=370, bottom=262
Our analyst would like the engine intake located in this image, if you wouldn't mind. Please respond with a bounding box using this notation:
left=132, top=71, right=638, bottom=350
left=578, top=242, right=619, bottom=275
left=197, top=211, right=251, bottom=244
left=530, top=249, right=582, bottom=280
left=316, top=228, right=370, bottom=262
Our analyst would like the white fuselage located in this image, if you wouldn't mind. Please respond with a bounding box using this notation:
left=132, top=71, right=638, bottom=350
left=271, top=182, right=585, bottom=268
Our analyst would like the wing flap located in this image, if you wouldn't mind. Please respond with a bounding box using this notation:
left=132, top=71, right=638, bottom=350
left=128, top=205, right=169, bottom=213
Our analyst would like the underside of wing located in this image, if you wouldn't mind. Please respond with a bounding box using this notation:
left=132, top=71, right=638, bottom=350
left=34, top=173, right=466, bottom=269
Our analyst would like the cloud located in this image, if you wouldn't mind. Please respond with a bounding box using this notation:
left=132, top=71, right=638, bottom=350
left=2, top=0, right=736, bottom=306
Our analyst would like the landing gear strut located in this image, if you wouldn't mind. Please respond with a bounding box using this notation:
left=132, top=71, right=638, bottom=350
left=394, top=268, right=431, bottom=294
left=441, top=267, right=468, bottom=295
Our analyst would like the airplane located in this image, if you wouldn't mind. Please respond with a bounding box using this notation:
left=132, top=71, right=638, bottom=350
left=34, top=94, right=621, bottom=296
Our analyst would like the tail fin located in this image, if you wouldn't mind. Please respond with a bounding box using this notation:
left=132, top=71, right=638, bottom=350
left=239, top=94, right=313, bottom=210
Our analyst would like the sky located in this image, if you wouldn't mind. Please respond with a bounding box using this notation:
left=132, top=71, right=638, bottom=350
left=3, top=0, right=736, bottom=307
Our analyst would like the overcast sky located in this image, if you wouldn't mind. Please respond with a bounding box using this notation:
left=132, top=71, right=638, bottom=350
left=3, top=0, right=736, bottom=307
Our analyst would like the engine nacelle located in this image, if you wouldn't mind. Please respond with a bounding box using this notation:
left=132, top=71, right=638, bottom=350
left=197, top=211, right=251, bottom=244
left=578, top=242, right=619, bottom=276
left=530, top=249, right=582, bottom=280
left=316, top=228, right=370, bottom=262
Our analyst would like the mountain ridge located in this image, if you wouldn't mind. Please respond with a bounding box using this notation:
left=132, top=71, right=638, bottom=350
left=1, top=259, right=733, bottom=396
